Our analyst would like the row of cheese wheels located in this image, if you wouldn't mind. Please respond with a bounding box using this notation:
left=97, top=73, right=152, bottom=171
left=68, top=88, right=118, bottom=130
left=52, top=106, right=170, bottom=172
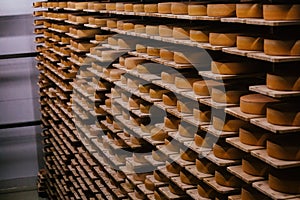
left=34, top=2, right=300, bottom=21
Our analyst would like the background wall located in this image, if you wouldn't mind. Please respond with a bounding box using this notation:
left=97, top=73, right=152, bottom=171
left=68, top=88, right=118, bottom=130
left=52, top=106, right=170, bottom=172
left=0, top=0, right=35, bottom=16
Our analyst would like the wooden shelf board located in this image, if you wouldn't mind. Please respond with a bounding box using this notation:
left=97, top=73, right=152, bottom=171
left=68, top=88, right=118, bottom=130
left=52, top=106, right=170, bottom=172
left=225, top=107, right=264, bottom=122
left=200, top=98, right=238, bottom=109
left=249, top=85, right=300, bottom=98
left=184, top=165, right=214, bottom=181
left=205, top=152, right=241, bottom=167
left=227, top=165, right=265, bottom=184
left=203, top=177, right=240, bottom=194
left=201, top=125, right=238, bottom=138
left=171, top=176, right=196, bottom=191
left=226, top=137, right=265, bottom=153
left=186, top=189, right=211, bottom=200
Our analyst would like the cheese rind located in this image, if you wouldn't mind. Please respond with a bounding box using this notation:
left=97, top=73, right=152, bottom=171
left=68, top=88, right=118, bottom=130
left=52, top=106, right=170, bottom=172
left=124, top=57, right=146, bottom=70
left=175, top=76, right=199, bottom=89
left=211, top=61, right=256, bottom=75
left=215, top=170, right=241, bottom=187
left=173, top=27, right=190, bottom=40
left=263, top=4, right=300, bottom=20
left=267, top=72, right=300, bottom=91
left=209, top=33, right=237, bottom=47
left=269, top=169, right=300, bottom=194
left=188, top=4, right=207, bottom=16
left=213, top=143, right=244, bottom=160
left=264, top=39, right=300, bottom=56
left=171, top=2, right=188, bottom=15
left=239, top=126, right=269, bottom=146
left=267, top=103, right=300, bottom=126
left=213, top=116, right=246, bottom=132
left=190, top=30, right=209, bottom=43
left=193, top=108, right=211, bottom=122
left=144, top=4, right=158, bottom=13
left=212, top=87, right=247, bottom=104
left=158, top=3, right=172, bottom=14
left=267, top=138, right=300, bottom=161
left=242, top=156, right=268, bottom=176
left=237, top=36, right=264, bottom=51
left=207, top=4, right=236, bottom=17
left=240, top=94, right=279, bottom=115
left=236, top=4, right=263, bottom=18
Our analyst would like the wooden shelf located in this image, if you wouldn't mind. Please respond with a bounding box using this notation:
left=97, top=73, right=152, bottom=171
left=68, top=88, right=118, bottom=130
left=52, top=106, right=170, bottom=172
left=186, top=189, right=211, bottom=200
left=226, top=137, right=265, bottom=153
left=221, top=17, right=300, bottom=26
left=203, top=177, right=240, bottom=194
left=201, top=125, right=238, bottom=138
left=249, top=85, right=300, bottom=98
left=225, top=107, right=264, bottom=122
left=204, top=152, right=241, bottom=167
left=227, top=165, right=265, bottom=184
left=198, top=71, right=263, bottom=80
left=200, top=98, right=238, bottom=109
left=250, top=118, right=300, bottom=134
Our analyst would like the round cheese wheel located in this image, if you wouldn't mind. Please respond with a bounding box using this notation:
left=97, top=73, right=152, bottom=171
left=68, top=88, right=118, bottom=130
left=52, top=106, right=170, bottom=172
left=178, top=124, right=195, bottom=138
left=193, top=80, right=220, bottom=96
left=134, top=24, right=146, bottom=33
left=173, top=27, right=190, bottom=40
left=159, top=25, right=173, bottom=37
left=264, top=39, right=300, bottom=56
left=141, top=124, right=155, bottom=133
left=263, top=4, right=300, bottom=20
left=242, top=156, right=268, bottom=176
left=133, top=153, right=147, bottom=163
left=106, top=3, right=116, bottom=11
left=175, top=76, right=199, bottom=89
left=107, top=19, right=117, bottom=28
left=121, top=93, right=129, bottom=102
left=215, top=170, right=241, bottom=187
left=269, top=168, right=300, bottom=194
left=267, top=72, right=300, bottom=91
left=267, top=103, right=300, bottom=126
left=196, top=159, right=217, bottom=174
left=127, top=78, right=139, bottom=89
left=177, top=100, right=194, bottom=114
left=241, top=187, right=269, bottom=200
left=105, top=98, right=111, bottom=108
left=237, top=35, right=264, bottom=51
left=147, top=47, right=160, bottom=56
left=164, top=116, right=180, bottom=129
left=110, top=69, right=126, bottom=80
left=240, top=94, right=279, bottom=115
left=134, top=190, right=145, bottom=199
left=94, top=3, right=106, bottom=11
left=173, top=52, right=190, bottom=64
left=144, top=4, right=158, bottom=13
left=212, top=87, right=247, bottom=104
left=171, top=2, right=188, bottom=15
left=169, top=183, right=185, bottom=195
left=180, top=171, right=198, bottom=185
left=128, top=97, right=140, bottom=108
left=146, top=25, right=159, bottom=36
left=239, top=125, right=269, bottom=146
left=125, top=57, right=146, bottom=70
left=213, top=143, right=244, bottom=160
left=152, top=150, right=167, bottom=162
left=188, top=3, right=207, bottom=16
left=123, top=22, right=134, bottom=31
left=138, top=84, right=151, bottom=93
left=161, top=71, right=176, bottom=83
left=212, top=60, right=257, bottom=75
left=145, top=177, right=155, bottom=191
left=213, top=116, right=246, bottom=132
left=181, top=149, right=198, bottom=161
left=197, top=183, right=216, bottom=198
left=160, top=49, right=174, bottom=61
left=140, top=103, right=151, bottom=113
left=154, top=171, right=168, bottom=182
left=209, top=33, right=237, bottom=47
left=106, top=115, right=113, bottom=124
left=133, top=4, right=144, bottom=12
left=190, top=30, right=209, bottom=43
left=267, top=136, right=300, bottom=161
left=194, top=134, right=214, bottom=148
left=115, top=3, right=124, bottom=11
left=158, top=3, right=172, bottom=14
left=166, top=161, right=181, bottom=174
left=124, top=4, right=133, bottom=12
left=236, top=4, right=263, bottom=18
left=149, top=88, right=168, bottom=99
left=162, top=93, right=177, bottom=106
left=136, top=44, right=147, bottom=53
left=151, top=127, right=167, bottom=141
left=207, top=4, right=236, bottom=17
left=165, top=139, right=180, bottom=152
left=120, top=75, right=127, bottom=84
left=133, top=173, right=148, bottom=181
left=193, top=108, right=211, bottom=122
left=130, top=136, right=143, bottom=145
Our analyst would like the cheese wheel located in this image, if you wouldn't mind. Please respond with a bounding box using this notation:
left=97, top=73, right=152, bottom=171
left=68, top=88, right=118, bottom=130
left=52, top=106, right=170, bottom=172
left=171, top=2, right=188, bottom=15
left=146, top=25, right=159, bottom=36
left=181, top=148, right=198, bottom=161
left=74, top=2, right=88, bottom=9
left=178, top=124, right=196, bottom=138
left=166, top=161, right=181, bottom=174
left=109, top=69, right=125, bottom=80
left=77, top=29, right=99, bottom=37
left=177, top=100, right=195, bottom=114
left=175, top=76, right=199, bottom=89
left=165, top=139, right=180, bottom=152
left=193, top=108, right=211, bottom=122
left=141, top=124, right=155, bottom=133
left=213, top=116, right=246, bottom=132
left=158, top=3, right=172, bottom=14
left=147, top=47, right=160, bottom=56
left=241, top=187, right=269, bottom=200
left=133, top=153, right=147, bottom=163
left=121, top=93, right=129, bottom=102
left=140, top=103, right=151, bottom=113
left=136, top=44, right=147, bottom=53
left=154, top=170, right=168, bottom=182
left=169, top=183, right=185, bottom=195
left=267, top=103, right=300, bottom=126
left=120, top=75, right=127, bottom=84
left=190, top=30, right=209, bottom=43
left=240, top=94, right=279, bottom=115
left=105, top=98, right=111, bottom=108
left=173, top=52, right=190, bottom=64
left=197, top=183, right=216, bottom=198
left=207, top=4, right=236, bottom=17
left=106, top=3, right=116, bottom=11
left=107, top=19, right=117, bottom=28
left=212, top=87, right=247, bottom=104
left=173, top=27, right=190, bottom=40
left=193, top=80, right=220, bottom=96
left=95, top=34, right=109, bottom=41
left=124, top=4, right=133, bottom=12
left=237, top=35, right=264, bottom=51
left=133, top=4, right=144, bottom=12
left=160, top=49, right=174, bottom=61
left=134, top=24, right=146, bottom=33
left=159, top=25, right=173, bottom=37
left=127, top=78, right=139, bottom=89
left=138, top=84, right=151, bottom=93
left=236, top=4, right=263, bottom=18
left=161, top=71, right=176, bottom=83
left=124, top=57, right=146, bottom=70
left=209, top=33, right=237, bottom=47
left=106, top=116, right=113, bottom=124
left=144, top=4, right=158, bottom=13
left=180, top=171, right=198, bottom=185
left=130, top=136, right=143, bottom=145
left=151, top=127, right=167, bottom=141
left=152, top=150, right=167, bottom=162
left=213, top=143, right=244, bottom=160
left=123, top=22, right=134, bottom=31
left=242, top=156, right=268, bottom=176
left=116, top=3, right=124, bottom=11
left=133, top=173, right=148, bottom=182
left=194, top=134, right=214, bottom=148
left=267, top=136, right=300, bottom=161
left=269, top=168, right=300, bottom=194
left=128, top=97, right=141, bottom=109
left=263, top=4, right=300, bottom=20
left=264, top=39, right=300, bottom=56
left=196, top=159, right=217, bottom=174
left=188, top=3, right=207, bottom=16
left=239, top=125, right=269, bottom=146
left=94, top=18, right=108, bottom=26
left=145, top=177, right=155, bottom=191
left=149, top=88, right=168, bottom=99
left=215, top=170, right=241, bottom=187
left=134, top=190, right=145, bottom=199
left=94, top=3, right=106, bottom=11
left=267, top=72, right=300, bottom=91
left=162, top=93, right=177, bottom=106
left=164, top=116, right=180, bottom=129
left=117, top=20, right=124, bottom=30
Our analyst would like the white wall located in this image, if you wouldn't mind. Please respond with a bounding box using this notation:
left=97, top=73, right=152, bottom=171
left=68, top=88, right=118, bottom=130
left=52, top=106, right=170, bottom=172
left=0, top=0, right=35, bottom=16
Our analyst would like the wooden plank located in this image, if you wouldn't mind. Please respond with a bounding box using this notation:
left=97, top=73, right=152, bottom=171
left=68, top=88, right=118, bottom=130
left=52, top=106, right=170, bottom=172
left=169, top=155, right=195, bottom=167
left=201, top=125, right=238, bottom=138
left=245, top=18, right=300, bottom=26
left=251, top=149, right=300, bottom=169
left=168, top=132, right=194, bottom=144
left=200, top=98, right=238, bottom=109
left=226, top=137, right=265, bottom=153
left=222, top=47, right=259, bottom=57
left=203, top=177, right=240, bottom=194
left=225, top=107, right=264, bottom=122
left=247, top=52, right=300, bottom=63
left=249, top=85, right=300, bottom=98
left=184, top=141, right=212, bottom=155
left=250, top=118, right=300, bottom=134
left=184, top=165, right=214, bottom=181
left=205, top=152, right=241, bottom=167
left=137, top=184, right=154, bottom=195
left=171, top=176, right=196, bottom=191
left=186, top=189, right=211, bottom=200
left=227, top=165, right=265, bottom=184
left=182, top=116, right=210, bottom=127
left=180, top=91, right=210, bottom=101
left=199, top=71, right=263, bottom=80
left=144, top=155, right=165, bottom=167
left=158, top=186, right=187, bottom=200
left=158, top=166, right=179, bottom=179
left=228, top=195, right=242, bottom=200
left=221, top=17, right=247, bottom=24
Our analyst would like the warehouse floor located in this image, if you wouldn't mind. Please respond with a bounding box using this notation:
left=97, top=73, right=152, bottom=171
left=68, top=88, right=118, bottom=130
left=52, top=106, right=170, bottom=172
left=0, top=189, right=42, bottom=200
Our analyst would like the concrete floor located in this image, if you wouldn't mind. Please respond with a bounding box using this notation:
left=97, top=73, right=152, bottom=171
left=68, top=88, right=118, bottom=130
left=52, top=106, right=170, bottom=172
left=0, top=189, right=42, bottom=200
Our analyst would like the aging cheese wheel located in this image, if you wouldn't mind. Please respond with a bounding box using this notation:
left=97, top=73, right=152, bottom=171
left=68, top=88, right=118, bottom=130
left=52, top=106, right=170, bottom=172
left=267, top=135, right=300, bottom=161
left=215, top=170, right=242, bottom=187
left=130, top=136, right=143, bottom=145
left=180, top=171, right=198, bottom=185
left=213, top=116, right=246, bottom=132
left=240, top=94, right=279, bottom=115
left=171, top=2, right=188, bottom=15
left=212, top=87, right=247, bottom=104
left=116, top=3, right=124, bottom=11
left=124, top=57, right=146, bottom=69
left=159, top=25, right=173, bottom=37
left=193, top=80, right=220, bottom=96
left=133, top=153, right=147, bottom=163
left=152, top=150, right=167, bottom=162
left=209, top=33, right=237, bottom=47
left=236, top=4, right=263, bottom=18
left=141, top=124, right=155, bottom=133
left=239, top=125, right=269, bottom=146
left=140, top=103, right=151, bottom=113
left=151, top=127, right=167, bottom=141
left=147, top=47, right=160, bottom=56
left=128, top=97, right=141, bottom=109
left=207, top=4, right=236, bottom=17
left=181, top=149, right=198, bottom=161
left=173, top=52, right=190, bottom=64
left=190, top=30, right=209, bottom=43
left=263, top=4, right=300, bottom=20
left=145, top=177, right=155, bottom=191
left=164, top=116, right=180, bottom=129
left=133, top=4, right=144, bottom=12
left=136, top=44, right=147, bottom=53
left=269, top=168, right=300, bottom=194
left=144, top=4, right=158, bottom=13
left=264, top=39, right=300, bottom=56
left=161, top=71, right=176, bottom=83
left=188, top=3, right=207, bottom=16
left=134, top=24, right=146, bottom=33
left=165, top=139, right=180, bottom=152
left=169, top=183, right=185, bottom=195
left=123, top=22, right=135, bottom=31
left=177, top=100, right=195, bottom=114
left=127, top=78, right=139, bottom=89
left=74, top=2, right=88, bottom=9
left=124, top=3, right=133, bottom=12
left=149, top=88, right=168, bottom=99
left=166, top=161, right=181, bottom=174
left=241, top=187, right=269, bottom=200
left=194, top=134, right=214, bottom=148
left=267, top=103, right=300, bottom=126
left=121, top=93, right=129, bottom=102
left=158, top=2, right=172, bottom=14
left=106, top=3, right=116, bottom=11
left=196, top=159, right=217, bottom=174
left=146, top=25, right=159, bottom=36
left=175, top=76, right=200, bottom=89
left=213, top=143, right=244, bottom=160
left=105, top=98, right=111, bottom=108
left=134, top=190, right=145, bottom=199
left=267, top=72, right=300, bottom=91
left=193, top=108, right=211, bottom=122
left=160, top=49, right=174, bottom=61
left=197, top=183, right=216, bottom=198
left=133, top=173, right=149, bottom=182
left=237, top=36, right=264, bottom=51
left=94, top=18, right=109, bottom=26
left=242, top=156, right=268, bottom=176
left=162, top=93, right=177, bottom=106
left=95, top=34, right=109, bottom=41
left=173, top=27, right=190, bottom=40
left=107, top=19, right=117, bottom=28
left=178, top=124, right=196, bottom=138
left=138, top=84, right=151, bottom=93
left=154, top=171, right=168, bottom=182
left=109, top=69, right=126, bottom=80
left=94, top=3, right=106, bottom=11
left=120, top=75, right=127, bottom=84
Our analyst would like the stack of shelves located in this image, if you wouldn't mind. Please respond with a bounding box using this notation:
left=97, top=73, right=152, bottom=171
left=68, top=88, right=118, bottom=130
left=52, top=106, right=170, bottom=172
left=35, top=1, right=300, bottom=200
